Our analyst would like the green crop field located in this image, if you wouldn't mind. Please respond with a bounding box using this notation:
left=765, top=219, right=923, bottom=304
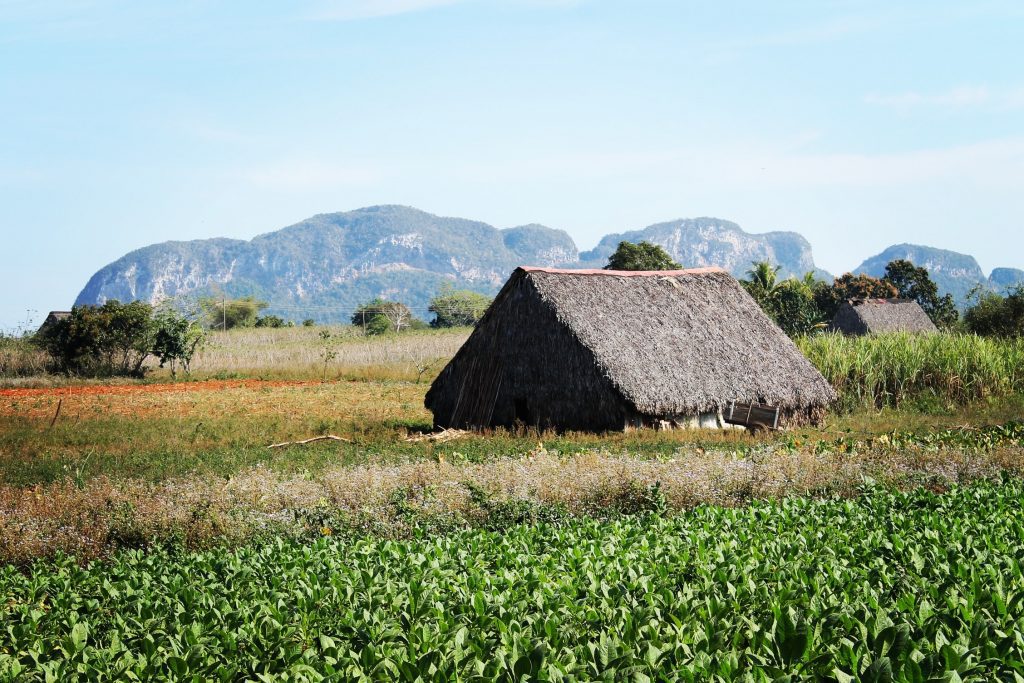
left=3, top=479, right=1023, bottom=681
left=3, top=328, right=1024, bottom=679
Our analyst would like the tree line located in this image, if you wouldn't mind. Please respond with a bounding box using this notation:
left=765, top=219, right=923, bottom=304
left=28, top=240, right=1023, bottom=378
left=30, top=288, right=496, bottom=377
left=605, top=240, right=1023, bottom=338
left=34, top=301, right=206, bottom=378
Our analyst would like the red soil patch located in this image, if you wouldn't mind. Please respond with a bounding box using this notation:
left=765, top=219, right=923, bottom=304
left=0, top=379, right=314, bottom=400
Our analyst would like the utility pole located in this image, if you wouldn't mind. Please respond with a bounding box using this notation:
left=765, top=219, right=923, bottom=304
left=222, top=295, right=226, bottom=332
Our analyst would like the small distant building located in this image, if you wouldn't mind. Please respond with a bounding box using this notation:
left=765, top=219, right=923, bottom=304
left=829, top=299, right=938, bottom=335
left=425, top=266, right=836, bottom=432
left=35, top=311, right=71, bottom=336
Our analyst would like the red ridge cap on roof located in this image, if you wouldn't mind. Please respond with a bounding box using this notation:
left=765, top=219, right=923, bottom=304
left=518, top=266, right=728, bottom=277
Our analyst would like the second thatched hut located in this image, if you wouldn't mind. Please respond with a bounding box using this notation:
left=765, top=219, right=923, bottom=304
left=829, top=298, right=938, bottom=335
left=425, top=267, right=836, bottom=432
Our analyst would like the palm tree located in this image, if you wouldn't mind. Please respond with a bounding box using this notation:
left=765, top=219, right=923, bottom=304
left=742, top=261, right=782, bottom=303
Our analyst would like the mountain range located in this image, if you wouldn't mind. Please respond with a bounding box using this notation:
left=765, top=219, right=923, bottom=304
left=76, top=205, right=1023, bottom=322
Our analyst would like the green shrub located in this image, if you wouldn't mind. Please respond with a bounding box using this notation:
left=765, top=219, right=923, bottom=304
left=151, top=307, right=205, bottom=378
left=964, top=286, right=1024, bottom=337
left=351, top=299, right=417, bottom=335
left=199, top=296, right=268, bottom=330
left=35, top=301, right=154, bottom=377
left=429, top=289, right=492, bottom=328
left=254, top=314, right=287, bottom=328
left=604, top=240, right=681, bottom=270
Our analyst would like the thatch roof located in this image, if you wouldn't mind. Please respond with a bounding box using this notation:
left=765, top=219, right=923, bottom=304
left=426, top=267, right=836, bottom=431
left=36, top=311, right=71, bottom=335
left=829, top=298, right=938, bottom=335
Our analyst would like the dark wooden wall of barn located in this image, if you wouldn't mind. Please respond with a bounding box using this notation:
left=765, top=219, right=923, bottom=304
left=426, top=275, right=629, bottom=432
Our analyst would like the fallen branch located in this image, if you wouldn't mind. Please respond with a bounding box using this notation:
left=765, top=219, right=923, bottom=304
left=404, top=428, right=469, bottom=443
left=268, top=434, right=352, bottom=449
left=47, top=398, right=63, bottom=430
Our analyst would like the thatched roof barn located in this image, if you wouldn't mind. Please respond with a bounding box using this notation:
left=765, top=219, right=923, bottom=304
left=829, top=299, right=937, bottom=335
left=35, top=311, right=71, bottom=336
left=425, top=267, right=836, bottom=432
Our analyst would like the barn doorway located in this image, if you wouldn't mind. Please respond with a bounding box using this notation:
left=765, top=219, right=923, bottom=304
left=513, top=398, right=532, bottom=425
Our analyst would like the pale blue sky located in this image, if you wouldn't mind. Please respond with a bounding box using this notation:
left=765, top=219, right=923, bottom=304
left=1, top=0, right=1022, bottom=330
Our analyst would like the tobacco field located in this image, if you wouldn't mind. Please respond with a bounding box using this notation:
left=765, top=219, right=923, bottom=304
left=3, top=478, right=1023, bottom=681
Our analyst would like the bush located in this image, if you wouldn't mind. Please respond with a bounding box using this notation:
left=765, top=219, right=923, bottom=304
left=964, top=286, right=1024, bottom=337
left=199, top=296, right=268, bottom=330
left=883, top=259, right=959, bottom=329
left=351, top=299, right=416, bottom=335
left=0, top=334, right=48, bottom=378
left=604, top=241, right=681, bottom=270
left=740, top=263, right=827, bottom=337
left=35, top=301, right=154, bottom=377
left=151, top=307, right=206, bottom=378
left=429, top=289, right=492, bottom=328
left=814, top=273, right=898, bottom=321
left=254, top=314, right=286, bottom=328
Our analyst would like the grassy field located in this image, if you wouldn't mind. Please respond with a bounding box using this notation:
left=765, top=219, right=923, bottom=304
left=3, top=479, right=1023, bottom=680
left=798, top=332, right=1024, bottom=409
left=187, top=325, right=469, bottom=381
left=2, top=327, right=1024, bottom=677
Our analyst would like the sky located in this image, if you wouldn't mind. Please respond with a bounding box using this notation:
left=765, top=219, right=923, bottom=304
left=1, top=0, right=1023, bottom=330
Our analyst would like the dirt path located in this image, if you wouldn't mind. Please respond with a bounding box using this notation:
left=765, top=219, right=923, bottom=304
left=0, top=379, right=315, bottom=399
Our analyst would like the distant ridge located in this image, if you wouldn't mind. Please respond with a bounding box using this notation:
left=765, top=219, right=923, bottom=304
left=74, top=206, right=826, bottom=322
left=75, top=206, right=1022, bottom=322
left=853, top=243, right=1023, bottom=308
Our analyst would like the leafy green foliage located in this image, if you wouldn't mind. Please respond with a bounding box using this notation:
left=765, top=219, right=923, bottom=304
left=883, top=259, right=959, bottom=329
left=254, top=314, right=288, bottom=328
left=741, top=262, right=827, bottom=336
left=3, top=480, right=1024, bottom=680
left=814, top=273, right=899, bottom=321
left=604, top=240, right=681, bottom=271
left=199, top=296, right=269, bottom=330
left=151, top=307, right=205, bottom=378
left=317, top=329, right=340, bottom=380
left=798, top=332, right=1024, bottom=408
left=964, top=286, right=1024, bottom=337
left=429, top=288, right=493, bottom=328
left=34, top=301, right=155, bottom=377
left=351, top=299, right=417, bottom=335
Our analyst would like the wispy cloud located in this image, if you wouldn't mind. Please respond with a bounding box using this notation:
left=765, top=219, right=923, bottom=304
left=741, top=14, right=882, bottom=48
left=306, top=0, right=582, bottom=21
left=716, top=137, right=1024, bottom=188
left=865, top=85, right=1024, bottom=112
left=444, top=136, right=1024, bottom=192
left=306, top=0, right=468, bottom=21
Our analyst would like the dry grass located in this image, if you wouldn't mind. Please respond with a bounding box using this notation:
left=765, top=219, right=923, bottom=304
left=187, top=326, right=469, bottom=381
left=0, top=336, right=48, bottom=380
left=3, top=442, right=1021, bottom=564
left=3, top=371, right=1024, bottom=487
left=5, top=325, right=1024, bottom=565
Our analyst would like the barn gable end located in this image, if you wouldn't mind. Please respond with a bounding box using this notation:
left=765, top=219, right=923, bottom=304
left=425, top=270, right=627, bottom=431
